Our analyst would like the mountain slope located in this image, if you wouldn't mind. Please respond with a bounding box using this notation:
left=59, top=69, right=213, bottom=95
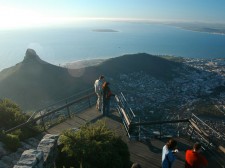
left=0, top=50, right=183, bottom=111
left=0, top=49, right=90, bottom=111
left=97, top=53, right=181, bottom=79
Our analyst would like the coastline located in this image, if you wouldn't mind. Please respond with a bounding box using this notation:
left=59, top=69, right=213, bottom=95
left=177, top=26, right=225, bottom=36
left=92, top=29, right=118, bottom=32
left=163, top=22, right=225, bottom=36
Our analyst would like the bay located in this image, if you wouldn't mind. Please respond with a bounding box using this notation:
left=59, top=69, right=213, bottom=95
left=0, top=21, right=225, bottom=71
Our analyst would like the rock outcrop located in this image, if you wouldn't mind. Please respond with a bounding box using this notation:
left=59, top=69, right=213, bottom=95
left=13, top=134, right=59, bottom=168
left=0, top=136, right=43, bottom=168
left=22, top=49, right=46, bottom=65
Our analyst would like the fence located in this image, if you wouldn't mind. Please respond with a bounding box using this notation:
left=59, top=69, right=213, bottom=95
left=5, top=88, right=97, bottom=134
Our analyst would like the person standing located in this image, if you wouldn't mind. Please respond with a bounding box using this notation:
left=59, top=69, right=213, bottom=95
left=102, top=82, right=114, bottom=116
left=185, top=142, right=208, bottom=168
left=162, top=138, right=178, bottom=168
left=94, top=75, right=104, bottom=111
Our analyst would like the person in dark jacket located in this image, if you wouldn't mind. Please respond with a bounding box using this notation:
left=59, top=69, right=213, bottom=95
left=102, top=82, right=114, bottom=116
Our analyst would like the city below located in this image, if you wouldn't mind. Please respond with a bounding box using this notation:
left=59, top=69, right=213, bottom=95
left=111, top=57, right=225, bottom=143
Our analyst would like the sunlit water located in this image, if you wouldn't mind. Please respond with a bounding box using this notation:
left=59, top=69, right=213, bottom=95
left=1, top=21, right=225, bottom=71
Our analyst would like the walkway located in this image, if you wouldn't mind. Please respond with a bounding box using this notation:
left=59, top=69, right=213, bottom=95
left=46, top=106, right=218, bottom=168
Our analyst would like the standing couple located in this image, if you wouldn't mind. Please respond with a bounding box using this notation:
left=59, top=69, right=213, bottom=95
left=94, top=75, right=114, bottom=116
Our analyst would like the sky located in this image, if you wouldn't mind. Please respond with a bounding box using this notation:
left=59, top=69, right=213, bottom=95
left=0, top=0, right=225, bottom=29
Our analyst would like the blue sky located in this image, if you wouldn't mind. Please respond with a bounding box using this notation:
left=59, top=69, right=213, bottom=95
left=0, top=0, right=225, bottom=29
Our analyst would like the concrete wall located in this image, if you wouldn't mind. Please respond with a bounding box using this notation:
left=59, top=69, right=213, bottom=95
left=13, top=134, right=59, bottom=168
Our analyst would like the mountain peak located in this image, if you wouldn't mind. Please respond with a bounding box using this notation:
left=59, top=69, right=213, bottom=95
left=23, top=49, right=42, bottom=63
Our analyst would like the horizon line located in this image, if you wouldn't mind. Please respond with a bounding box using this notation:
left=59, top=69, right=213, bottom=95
left=1, top=17, right=225, bottom=31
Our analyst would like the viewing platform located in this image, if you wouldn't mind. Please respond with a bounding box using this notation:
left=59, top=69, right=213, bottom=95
left=5, top=89, right=225, bottom=168
left=46, top=106, right=221, bottom=168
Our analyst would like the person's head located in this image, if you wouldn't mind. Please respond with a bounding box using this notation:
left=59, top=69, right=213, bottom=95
left=131, top=163, right=142, bottom=168
left=99, top=75, right=104, bottom=80
left=102, top=81, right=109, bottom=89
left=166, top=138, right=177, bottom=150
left=193, top=142, right=201, bottom=152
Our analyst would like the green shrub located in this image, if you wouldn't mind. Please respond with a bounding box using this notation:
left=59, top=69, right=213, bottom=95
left=2, top=134, right=20, bottom=151
left=11, top=126, right=40, bottom=140
left=59, top=121, right=130, bottom=168
left=0, top=99, right=28, bottom=129
left=0, top=99, right=41, bottom=150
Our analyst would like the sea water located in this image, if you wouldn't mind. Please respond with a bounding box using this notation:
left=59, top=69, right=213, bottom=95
left=1, top=20, right=225, bottom=71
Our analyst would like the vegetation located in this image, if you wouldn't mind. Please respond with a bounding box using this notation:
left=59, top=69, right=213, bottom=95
left=0, top=99, right=27, bottom=129
left=99, top=53, right=183, bottom=80
left=0, top=133, right=20, bottom=151
left=0, top=49, right=90, bottom=111
left=58, top=121, right=130, bottom=168
left=0, top=99, right=40, bottom=151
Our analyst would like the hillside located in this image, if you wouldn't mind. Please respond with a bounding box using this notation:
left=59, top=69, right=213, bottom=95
left=0, top=50, right=183, bottom=111
left=97, top=53, right=182, bottom=79
left=0, top=49, right=91, bottom=111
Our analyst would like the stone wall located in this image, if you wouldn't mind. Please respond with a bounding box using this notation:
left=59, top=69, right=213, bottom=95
left=13, top=134, right=59, bottom=168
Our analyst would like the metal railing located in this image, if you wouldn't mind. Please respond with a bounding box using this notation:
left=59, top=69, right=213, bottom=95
left=115, top=92, right=190, bottom=140
left=5, top=88, right=97, bottom=134
left=187, top=113, right=224, bottom=147
left=115, top=91, right=225, bottom=148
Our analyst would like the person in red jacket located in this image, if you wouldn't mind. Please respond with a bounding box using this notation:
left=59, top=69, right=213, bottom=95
left=185, top=142, right=208, bottom=168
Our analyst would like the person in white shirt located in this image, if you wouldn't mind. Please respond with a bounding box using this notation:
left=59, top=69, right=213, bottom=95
left=94, top=75, right=104, bottom=111
left=162, top=138, right=178, bottom=168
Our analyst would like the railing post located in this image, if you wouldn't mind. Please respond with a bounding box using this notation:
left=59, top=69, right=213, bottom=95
left=159, top=124, right=162, bottom=139
left=88, top=95, right=91, bottom=108
left=41, top=117, right=46, bottom=131
left=39, top=110, right=46, bottom=131
left=139, top=117, right=141, bottom=141
left=66, top=100, right=71, bottom=118
left=185, top=121, right=191, bottom=135
left=190, top=127, right=194, bottom=140
left=177, top=114, right=179, bottom=137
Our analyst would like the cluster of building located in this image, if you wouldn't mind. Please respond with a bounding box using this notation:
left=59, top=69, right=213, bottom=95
left=111, top=57, right=225, bottom=143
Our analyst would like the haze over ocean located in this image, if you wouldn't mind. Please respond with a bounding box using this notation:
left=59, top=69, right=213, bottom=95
left=1, top=21, right=225, bottom=71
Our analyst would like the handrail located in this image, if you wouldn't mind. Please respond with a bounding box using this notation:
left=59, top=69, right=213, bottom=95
left=115, top=92, right=224, bottom=151
left=120, top=92, right=136, bottom=118
left=191, top=113, right=222, bottom=137
left=5, top=91, right=96, bottom=134
left=27, top=88, right=95, bottom=122
left=188, top=113, right=225, bottom=154
left=131, top=119, right=189, bottom=127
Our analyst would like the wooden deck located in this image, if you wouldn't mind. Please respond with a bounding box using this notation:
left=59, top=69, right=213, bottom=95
left=46, top=106, right=220, bottom=168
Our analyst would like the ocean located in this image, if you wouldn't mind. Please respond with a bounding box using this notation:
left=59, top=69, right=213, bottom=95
left=1, top=20, right=225, bottom=71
